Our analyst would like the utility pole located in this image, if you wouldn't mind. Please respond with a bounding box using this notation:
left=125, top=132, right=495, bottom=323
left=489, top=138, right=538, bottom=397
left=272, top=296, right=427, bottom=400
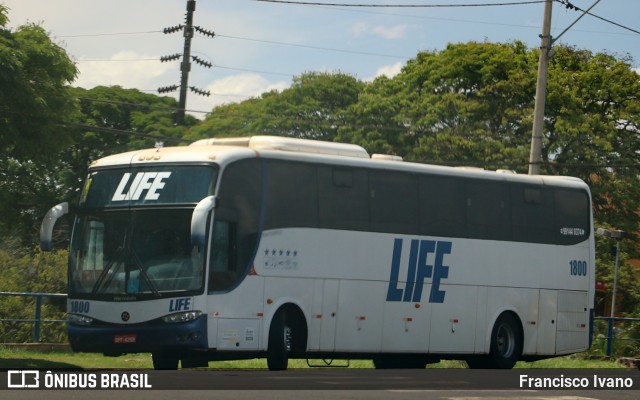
left=177, top=0, right=196, bottom=126
left=159, top=0, right=214, bottom=125
left=528, top=0, right=553, bottom=175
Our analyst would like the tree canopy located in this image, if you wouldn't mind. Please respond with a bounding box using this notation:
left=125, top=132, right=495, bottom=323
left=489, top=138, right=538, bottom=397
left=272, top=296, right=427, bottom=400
left=0, top=6, right=78, bottom=161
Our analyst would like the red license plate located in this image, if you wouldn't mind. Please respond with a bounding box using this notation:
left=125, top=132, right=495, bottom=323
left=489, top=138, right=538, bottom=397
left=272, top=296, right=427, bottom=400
left=114, top=334, right=137, bottom=344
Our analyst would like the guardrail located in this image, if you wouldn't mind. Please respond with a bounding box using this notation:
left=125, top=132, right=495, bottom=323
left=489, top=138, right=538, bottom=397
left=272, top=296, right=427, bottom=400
left=0, top=291, right=67, bottom=342
left=593, top=316, right=640, bottom=357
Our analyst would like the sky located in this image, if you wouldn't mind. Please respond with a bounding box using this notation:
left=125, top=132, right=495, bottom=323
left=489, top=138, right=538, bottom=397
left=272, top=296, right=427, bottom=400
left=2, top=0, right=639, bottom=119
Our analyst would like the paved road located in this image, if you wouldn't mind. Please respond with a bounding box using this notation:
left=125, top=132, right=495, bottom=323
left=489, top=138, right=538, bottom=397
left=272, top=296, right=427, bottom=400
left=3, top=369, right=639, bottom=399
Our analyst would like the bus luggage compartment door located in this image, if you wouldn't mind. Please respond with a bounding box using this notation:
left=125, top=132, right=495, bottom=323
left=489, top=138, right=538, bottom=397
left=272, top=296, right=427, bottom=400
left=317, top=279, right=339, bottom=352
left=537, top=289, right=557, bottom=355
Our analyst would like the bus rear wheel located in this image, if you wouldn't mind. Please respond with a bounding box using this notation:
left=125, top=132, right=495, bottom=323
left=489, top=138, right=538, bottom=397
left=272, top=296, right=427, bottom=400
left=469, top=313, right=522, bottom=369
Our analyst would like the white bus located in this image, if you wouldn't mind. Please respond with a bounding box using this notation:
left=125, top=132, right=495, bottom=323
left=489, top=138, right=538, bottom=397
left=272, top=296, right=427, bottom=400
left=41, top=136, right=595, bottom=370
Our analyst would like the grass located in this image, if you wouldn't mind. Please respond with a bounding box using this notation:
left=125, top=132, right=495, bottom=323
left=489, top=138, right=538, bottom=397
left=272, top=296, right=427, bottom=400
left=0, top=346, right=627, bottom=370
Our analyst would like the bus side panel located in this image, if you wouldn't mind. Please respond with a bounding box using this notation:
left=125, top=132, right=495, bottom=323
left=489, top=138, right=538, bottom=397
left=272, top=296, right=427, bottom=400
left=263, top=276, right=314, bottom=348
left=206, top=275, right=265, bottom=351
left=537, top=289, right=558, bottom=355
left=556, top=290, right=590, bottom=354
left=429, top=285, right=478, bottom=353
left=380, top=298, right=430, bottom=352
left=485, top=287, right=538, bottom=355
left=474, top=286, right=488, bottom=353
left=334, top=280, right=385, bottom=352
left=309, top=279, right=339, bottom=352
left=319, top=279, right=339, bottom=351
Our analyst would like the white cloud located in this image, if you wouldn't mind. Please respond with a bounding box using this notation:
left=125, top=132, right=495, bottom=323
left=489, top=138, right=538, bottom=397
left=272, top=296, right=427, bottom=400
left=74, top=51, right=174, bottom=90
left=185, top=73, right=290, bottom=118
left=208, top=73, right=289, bottom=103
left=350, top=22, right=370, bottom=37
left=350, top=22, right=407, bottom=40
left=373, top=25, right=407, bottom=40
left=367, top=62, right=404, bottom=81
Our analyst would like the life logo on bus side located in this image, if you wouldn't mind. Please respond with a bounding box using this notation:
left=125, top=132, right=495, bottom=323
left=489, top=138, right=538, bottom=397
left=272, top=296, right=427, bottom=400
left=111, top=172, right=172, bottom=202
left=386, top=238, right=451, bottom=304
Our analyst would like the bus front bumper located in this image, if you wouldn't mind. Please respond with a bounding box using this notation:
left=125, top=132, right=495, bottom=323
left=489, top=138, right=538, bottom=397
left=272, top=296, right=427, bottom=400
left=67, top=314, right=208, bottom=354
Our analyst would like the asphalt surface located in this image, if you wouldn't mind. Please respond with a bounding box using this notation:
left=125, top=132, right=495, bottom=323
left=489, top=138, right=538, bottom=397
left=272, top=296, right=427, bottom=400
left=2, top=368, right=640, bottom=399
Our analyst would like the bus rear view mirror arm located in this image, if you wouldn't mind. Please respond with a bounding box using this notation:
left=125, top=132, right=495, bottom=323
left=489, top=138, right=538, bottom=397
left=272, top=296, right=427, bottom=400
left=40, top=202, right=69, bottom=251
left=191, top=196, right=218, bottom=246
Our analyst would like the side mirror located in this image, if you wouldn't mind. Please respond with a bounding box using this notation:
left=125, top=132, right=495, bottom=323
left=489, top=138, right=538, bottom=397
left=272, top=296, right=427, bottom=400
left=191, top=196, right=218, bottom=246
left=40, top=202, right=69, bottom=251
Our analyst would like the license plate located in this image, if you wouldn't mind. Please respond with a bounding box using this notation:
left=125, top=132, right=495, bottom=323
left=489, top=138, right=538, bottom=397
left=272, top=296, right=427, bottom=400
left=114, top=334, right=136, bottom=344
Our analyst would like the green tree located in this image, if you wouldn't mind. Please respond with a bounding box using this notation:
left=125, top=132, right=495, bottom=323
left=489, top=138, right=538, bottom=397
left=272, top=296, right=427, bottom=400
left=0, top=6, right=78, bottom=246
left=338, top=42, right=537, bottom=166
left=188, top=72, right=364, bottom=141
left=0, top=6, right=78, bottom=160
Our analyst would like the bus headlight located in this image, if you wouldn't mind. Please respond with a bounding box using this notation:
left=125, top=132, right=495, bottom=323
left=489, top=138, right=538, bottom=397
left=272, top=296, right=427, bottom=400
left=162, top=310, right=202, bottom=324
left=68, top=313, right=94, bottom=326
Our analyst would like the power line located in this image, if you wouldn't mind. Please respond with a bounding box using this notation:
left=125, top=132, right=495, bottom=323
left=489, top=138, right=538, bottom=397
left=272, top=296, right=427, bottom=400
left=215, top=33, right=411, bottom=59
left=212, top=63, right=294, bottom=77
left=78, top=58, right=160, bottom=62
left=65, top=121, right=640, bottom=171
left=68, top=123, right=191, bottom=144
left=74, top=55, right=295, bottom=77
left=557, top=0, right=640, bottom=36
left=77, top=97, right=216, bottom=115
left=56, top=30, right=162, bottom=38
left=64, top=120, right=640, bottom=170
left=255, top=0, right=547, bottom=7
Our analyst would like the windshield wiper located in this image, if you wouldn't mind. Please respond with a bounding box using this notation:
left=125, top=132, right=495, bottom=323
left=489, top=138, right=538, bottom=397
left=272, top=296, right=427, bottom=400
left=91, top=245, right=124, bottom=295
left=131, top=250, right=161, bottom=296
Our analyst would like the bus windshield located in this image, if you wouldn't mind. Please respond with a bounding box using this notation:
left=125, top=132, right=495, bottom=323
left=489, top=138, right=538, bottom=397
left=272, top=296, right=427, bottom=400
left=69, top=164, right=218, bottom=300
left=70, top=209, right=205, bottom=299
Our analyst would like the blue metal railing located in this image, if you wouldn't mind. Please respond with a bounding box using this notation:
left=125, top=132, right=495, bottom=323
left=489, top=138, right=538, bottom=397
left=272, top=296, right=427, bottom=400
left=0, top=292, right=67, bottom=342
left=593, top=316, right=640, bottom=357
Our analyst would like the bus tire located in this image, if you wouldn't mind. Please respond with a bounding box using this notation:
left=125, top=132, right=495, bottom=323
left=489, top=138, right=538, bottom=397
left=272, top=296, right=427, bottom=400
left=487, top=312, right=522, bottom=369
left=267, top=310, right=291, bottom=371
left=181, top=354, right=209, bottom=368
left=152, top=352, right=179, bottom=370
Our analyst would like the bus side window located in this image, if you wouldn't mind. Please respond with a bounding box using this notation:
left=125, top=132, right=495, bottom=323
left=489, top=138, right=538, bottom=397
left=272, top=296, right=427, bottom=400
left=208, top=220, right=238, bottom=292
left=318, top=167, right=369, bottom=231
left=554, top=188, right=590, bottom=245
left=419, top=175, right=467, bottom=238
left=466, top=181, right=512, bottom=241
left=511, top=185, right=554, bottom=244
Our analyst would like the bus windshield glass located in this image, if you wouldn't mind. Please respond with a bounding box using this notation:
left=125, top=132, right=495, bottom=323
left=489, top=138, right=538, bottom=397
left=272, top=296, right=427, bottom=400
left=70, top=209, right=206, bottom=299
left=69, top=165, right=218, bottom=299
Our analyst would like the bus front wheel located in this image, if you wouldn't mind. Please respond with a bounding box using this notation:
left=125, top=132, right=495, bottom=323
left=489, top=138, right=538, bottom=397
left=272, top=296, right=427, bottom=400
left=152, top=352, right=179, bottom=370
left=267, top=310, right=291, bottom=371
